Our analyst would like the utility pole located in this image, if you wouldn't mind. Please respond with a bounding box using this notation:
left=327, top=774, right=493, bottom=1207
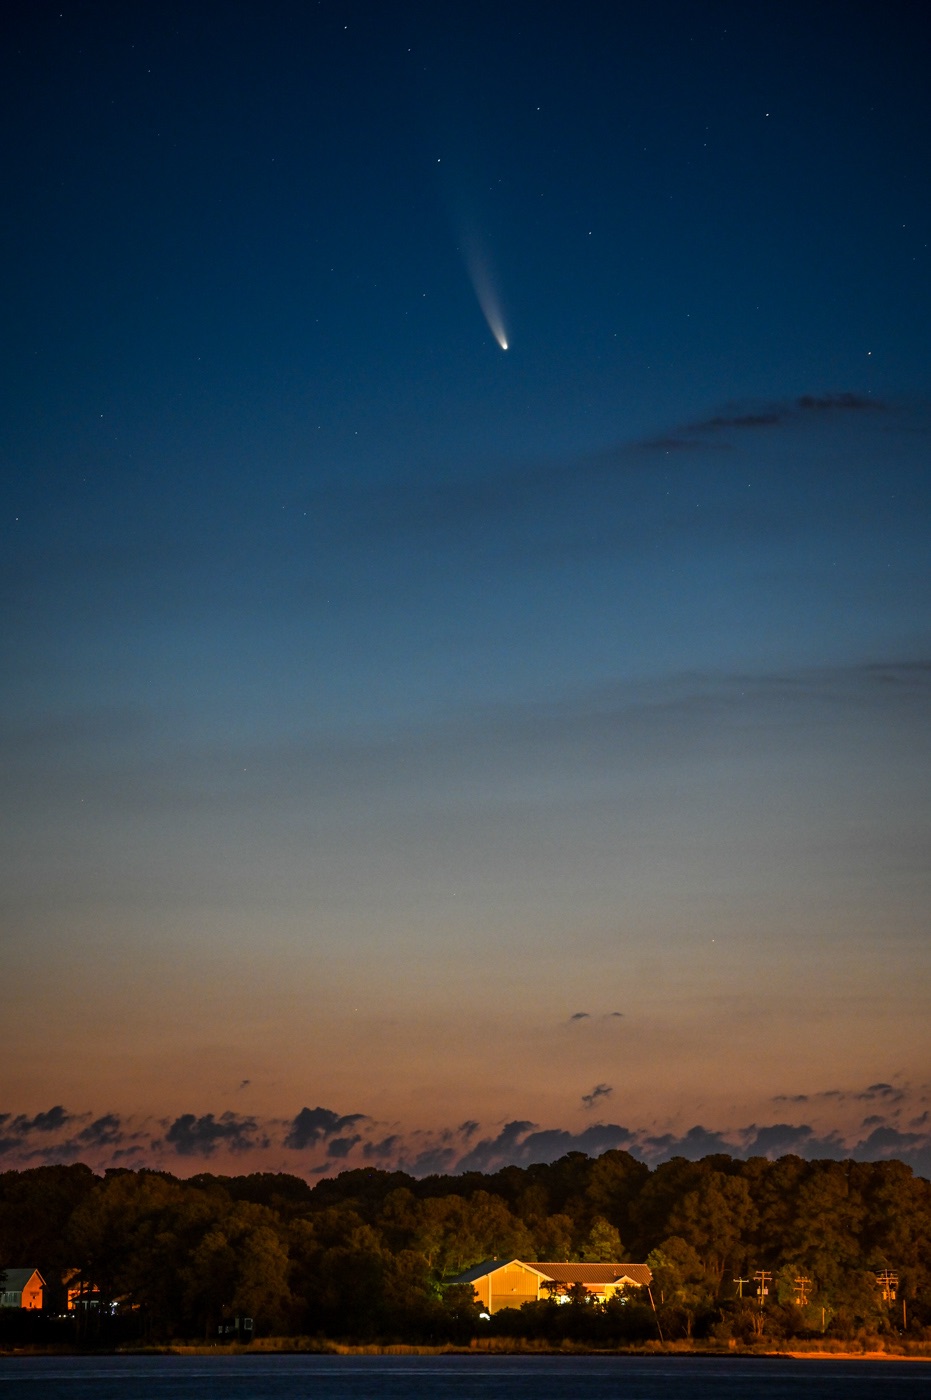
left=733, top=1276, right=749, bottom=1299
left=793, top=1275, right=812, bottom=1308
left=875, top=1270, right=901, bottom=1330
left=753, top=1270, right=772, bottom=1308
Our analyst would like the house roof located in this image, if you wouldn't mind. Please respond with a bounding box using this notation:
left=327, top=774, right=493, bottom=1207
left=447, top=1259, right=651, bottom=1287
left=1, top=1269, right=45, bottom=1291
left=449, top=1258, right=551, bottom=1285
left=532, top=1262, right=652, bottom=1287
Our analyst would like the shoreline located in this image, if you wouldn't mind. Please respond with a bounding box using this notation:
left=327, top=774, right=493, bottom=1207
left=3, top=1341, right=931, bottom=1362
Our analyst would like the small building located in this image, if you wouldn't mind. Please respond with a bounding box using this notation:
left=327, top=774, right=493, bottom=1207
left=0, top=1268, right=45, bottom=1310
left=63, top=1269, right=105, bottom=1312
left=448, top=1259, right=652, bottom=1314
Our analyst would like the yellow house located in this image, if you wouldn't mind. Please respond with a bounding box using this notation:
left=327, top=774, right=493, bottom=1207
left=448, top=1259, right=652, bottom=1313
left=0, top=1268, right=45, bottom=1310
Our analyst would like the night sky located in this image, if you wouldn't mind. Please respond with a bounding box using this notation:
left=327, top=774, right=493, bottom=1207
left=3, top=1, right=930, bottom=1179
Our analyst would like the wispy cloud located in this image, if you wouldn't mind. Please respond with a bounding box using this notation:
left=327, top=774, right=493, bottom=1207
left=581, top=1083, right=613, bottom=1110
left=639, top=392, right=887, bottom=452
left=797, top=393, right=881, bottom=413
left=4, top=657, right=927, bottom=884
left=856, top=1082, right=905, bottom=1103
left=289, top=390, right=903, bottom=558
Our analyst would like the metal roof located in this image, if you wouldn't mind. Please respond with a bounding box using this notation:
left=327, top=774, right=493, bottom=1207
left=448, top=1258, right=550, bottom=1285
left=447, top=1260, right=651, bottom=1287
left=0, top=1268, right=45, bottom=1291
left=532, top=1262, right=653, bottom=1286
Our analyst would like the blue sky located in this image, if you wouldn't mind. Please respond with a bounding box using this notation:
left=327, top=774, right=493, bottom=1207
left=2, top=0, right=929, bottom=1179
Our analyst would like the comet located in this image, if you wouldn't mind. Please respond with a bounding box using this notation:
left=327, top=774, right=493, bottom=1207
left=462, top=235, right=509, bottom=350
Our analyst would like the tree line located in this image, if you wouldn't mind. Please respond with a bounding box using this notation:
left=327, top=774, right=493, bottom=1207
left=1, top=1150, right=929, bottom=1346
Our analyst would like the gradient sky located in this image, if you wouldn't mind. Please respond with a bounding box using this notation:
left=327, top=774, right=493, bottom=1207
left=2, top=0, right=930, bottom=1180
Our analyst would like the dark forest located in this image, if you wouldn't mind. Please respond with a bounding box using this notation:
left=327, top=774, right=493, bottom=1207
left=1, top=1151, right=929, bottom=1349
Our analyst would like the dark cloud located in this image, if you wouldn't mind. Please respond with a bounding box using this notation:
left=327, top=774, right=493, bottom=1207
left=779, top=1082, right=912, bottom=1109
left=848, top=1125, right=929, bottom=1175
left=11, top=1105, right=73, bottom=1135
left=780, top=1082, right=920, bottom=1111
left=455, top=1120, right=635, bottom=1173
left=407, top=1146, right=459, bottom=1176
left=743, top=1123, right=814, bottom=1157
left=569, top=1011, right=590, bottom=1021
left=517, top=1124, right=636, bottom=1165
left=604, top=1012, right=624, bottom=1019
left=701, top=392, right=883, bottom=432
left=688, top=411, right=785, bottom=431
left=77, top=1114, right=124, bottom=1147
left=857, top=1083, right=904, bottom=1102
left=633, top=1122, right=864, bottom=1167
left=797, top=392, right=880, bottom=412
left=327, top=1135, right=362, bottom=1159
left=640, top=1125, right=735, bottom=1161
left=455, top=1120, right=535, bottom=1173
left=637, top=391, right=887, bottom=454
left=3, top=1082, right=931, bottom=1180
left=0, top=1106, right=84, bottom=1158
left=165, top=1112, right=264, bottom=1157
left=238, top=1079, right=251, bottom=1090
left=362, top=1134, right=402, bottom=1161
left=284, top=1106, right=367, bottom=1151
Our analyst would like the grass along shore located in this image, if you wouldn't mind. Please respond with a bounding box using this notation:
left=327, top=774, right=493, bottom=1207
left=5, top=1337, right=931, bottom=1360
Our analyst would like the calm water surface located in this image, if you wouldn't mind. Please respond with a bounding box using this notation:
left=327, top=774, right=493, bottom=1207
left=0, top=1354, right=928, bottom=1399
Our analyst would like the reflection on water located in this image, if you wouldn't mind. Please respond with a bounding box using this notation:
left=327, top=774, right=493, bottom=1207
left=0, top=1353, right=928, bottom=1400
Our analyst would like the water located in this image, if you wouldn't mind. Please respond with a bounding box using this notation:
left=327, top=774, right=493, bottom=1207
left=0, top=1354, right=928, bottom=1399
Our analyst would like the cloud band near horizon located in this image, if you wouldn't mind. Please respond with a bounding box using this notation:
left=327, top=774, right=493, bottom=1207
left=2, top=1082, right=929, bottom=1181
